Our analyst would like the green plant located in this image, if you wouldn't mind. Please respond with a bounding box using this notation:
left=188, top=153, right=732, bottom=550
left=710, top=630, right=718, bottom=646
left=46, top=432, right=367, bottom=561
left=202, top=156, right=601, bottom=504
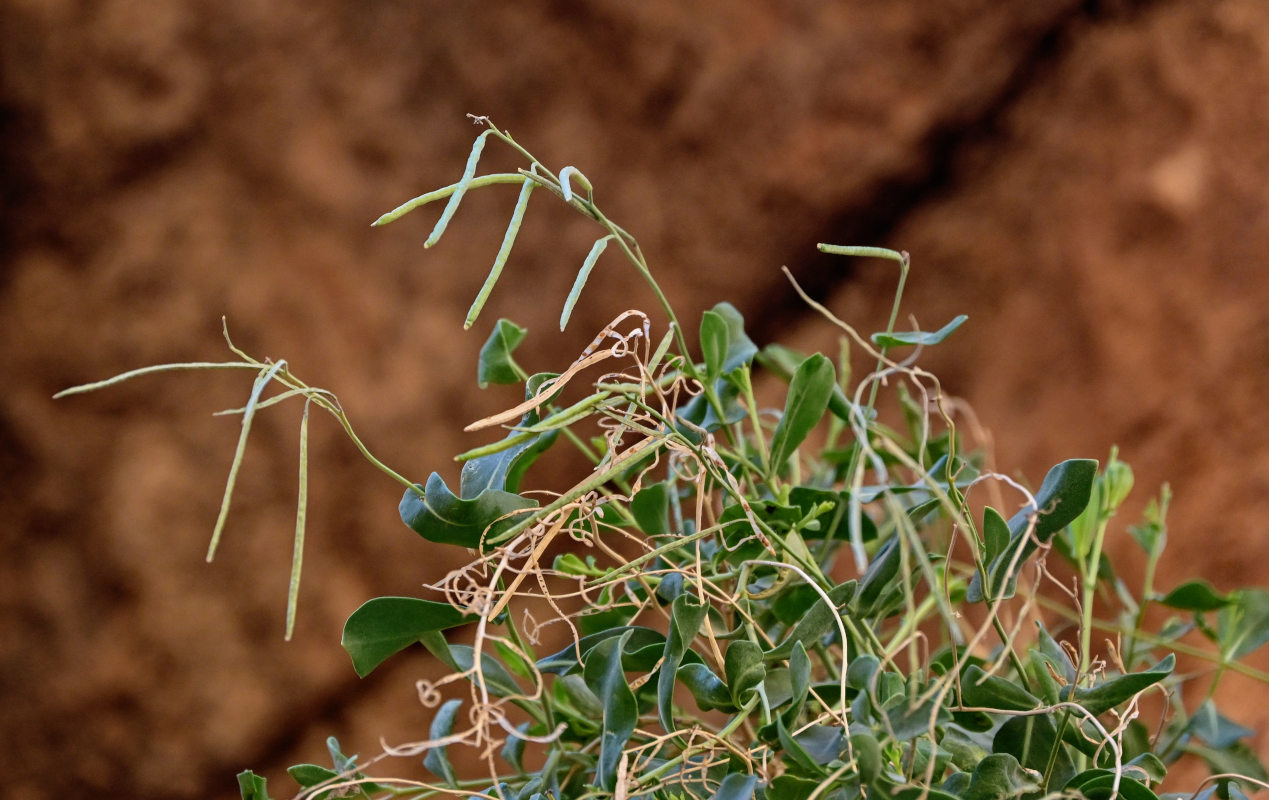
left=60, top=118, right=1269, bottom=800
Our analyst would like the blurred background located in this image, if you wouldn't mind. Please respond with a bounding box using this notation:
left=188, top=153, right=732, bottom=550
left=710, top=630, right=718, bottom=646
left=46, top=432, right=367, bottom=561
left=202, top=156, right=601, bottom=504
left=3, top=2, right=1268, bottom=798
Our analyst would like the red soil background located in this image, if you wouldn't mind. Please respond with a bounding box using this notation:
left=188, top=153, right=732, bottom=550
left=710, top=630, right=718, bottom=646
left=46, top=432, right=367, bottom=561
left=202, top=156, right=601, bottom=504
left=3, top=2, right=1267, bottom=798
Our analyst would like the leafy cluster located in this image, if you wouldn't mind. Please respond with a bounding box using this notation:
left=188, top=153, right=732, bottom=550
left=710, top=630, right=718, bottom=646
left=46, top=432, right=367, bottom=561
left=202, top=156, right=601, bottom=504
left=61, top=120, right=1269, bottom=800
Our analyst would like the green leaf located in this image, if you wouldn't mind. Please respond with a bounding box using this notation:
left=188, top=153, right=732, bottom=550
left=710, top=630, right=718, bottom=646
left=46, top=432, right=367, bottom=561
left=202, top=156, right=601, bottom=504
left=766, top=774, right=823, bottom=800
left=1061, top=654, right=1174, bottom=716
left=1064, top=770, right=1160, bottom=800
left=886, top=685, right=951, bottom=741
left=855, top=536, right=902, bottom=616
left=536, top=626, right=666, bottom=675
left=775, top=715, right=830, bottom=777
left=711, top=773, right=758, bottom=800
left=960, top=665, right=1041, bottom=711
left=677, top=662, right=735, bottom=712
left=768, top=354, right=835, bottom=471
left=708, top=302, right=758, bottom=374
left=724, top=640, right=767, bottom=707
left=399, top=472, right=538, bottom=550
left=1217, top=588, right=1269, bottom=661
left=1066, top=479, right=1102, bottom=563
left=982, top=507, right=1009, bottom=565
left=1159, top=580, right=1232, bottom=611
left=968, top=459, right=1098, bottom=602
left=782, top=642, right=812, bottom=725
left=962, top=753, right=1041, bottom=800
left=1035, top=621, right=1077, bottom=683
left=994, top=714, right=1075, bottom=789
left=631, top=481, right=672, bottom=536
left=1190, top=700, right=1254, bottom=748
left=325, top=737, right=359, bottom=778
left=846, top=654, right=881, bottom=691
left=700, top=309, right=730, bottom=382
left=462, top=372, right=561, bottom=497
left=766, top=581, right=855, bottom=660
left=501, top=722, right=529, bottom=773
left=554, top=673, right=604, bottom=726
left=788, top=487, right=877, bottom=543
left=286, top=764, right=337, bottom=789
left=1188, top=741, right=1269, bottom=791
left=1026, top=650, right=1062, bottom=705
left=659, top=594, right=708, bottom=735
left=237, top=770, right=274, bottom=800
left=1129, top=487, right=1170, bottom=557
left=675, top=377, right=747, bottom=436
left=756, top=343, right=854, bottom=425
left=477, top=319, right=527, bottom=387
left=1127, top=752, right=1167, bottom=783
left=872, top=314, right=967, bottom=348
left=446, top=644, right=523, bottom=697
left=422, top=699, right=462, bottom=786
left=851, top=731, right=883, bottom=784
left=940, top=726, right=991, bottom=772
left=582, top=631, right=638, bottom=791
left=341, top=596, right=474, bottom=678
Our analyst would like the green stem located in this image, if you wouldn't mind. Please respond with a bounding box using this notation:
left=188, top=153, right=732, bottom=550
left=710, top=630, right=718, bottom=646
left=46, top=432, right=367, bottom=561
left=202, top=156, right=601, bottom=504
left=1079, top=516, right=1111, bottom=673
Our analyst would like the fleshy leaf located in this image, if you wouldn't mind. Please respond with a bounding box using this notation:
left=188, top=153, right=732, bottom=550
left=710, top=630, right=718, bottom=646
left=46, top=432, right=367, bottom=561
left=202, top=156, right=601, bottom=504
left=982, top=506, right=1009, bottom=565
left=341, top=596, right=474, bottom=678
left=582, top=631, right=637, bottom=791
left=422, top=699, right=462, bottom=786
left=477, top=319, right=527, bottom=388
left=1216, top=588, right=1269, bottom=661
left=1035, top=621, right=1077, bottom=683
left=968, top=459, right=1098, bottom=602
left=962, top=753, right=1041, bottom=800
left=768, top=354, right=835, bottom=471
left=711, top=773, right=759, bottom=800
left=725, top=640, right=767, bottom=707
left=994, top=715, right=1075, bottom=789
left=766, top=581, right=855, bottom=660
left=708, top=301, right=758, bottom=374
left=1060, top=654, right=1174, bottom=716
left=446, top=644, right=523, bottom=697
left=237, top=771, right=273, bottom=800
left=855, top=536, right=902, bottom=616
left=1158, top=580, right=1232, bottom=612
left=788, top=487, right=878, bottom=543
left=1190, top=700, right=1255, bottom=749
left=1064, top=770, right=1160, bottom=800
left=757, top=343, right=854, bottom=424
left=631, top=481, right=671, bottom=536
left=536, top=626, right=666, bottom=675
left=676, top=378, right=747, bottom=437
left=960, top=665, right=1041, bottom=711
left=460, top=379, right=560, bottom=498
left=501, top=722, right=530, bottom=774
left=677, top=662, right=735, bottom=712
left=700, top=309, right=730, bottom=382
left=872, top=314, right=968, bottom=348
left=776, top=715, right=831, bottom=777
left=400, top=472, right=537, bottom=550
left=659, top=594, right=708, bottom=735
left=886, top=686, right=951, bottom=741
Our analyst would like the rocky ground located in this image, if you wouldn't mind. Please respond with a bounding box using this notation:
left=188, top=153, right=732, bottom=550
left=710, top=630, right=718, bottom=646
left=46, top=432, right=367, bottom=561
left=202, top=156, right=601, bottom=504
left=2, top=2, right=1267, bottom=798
